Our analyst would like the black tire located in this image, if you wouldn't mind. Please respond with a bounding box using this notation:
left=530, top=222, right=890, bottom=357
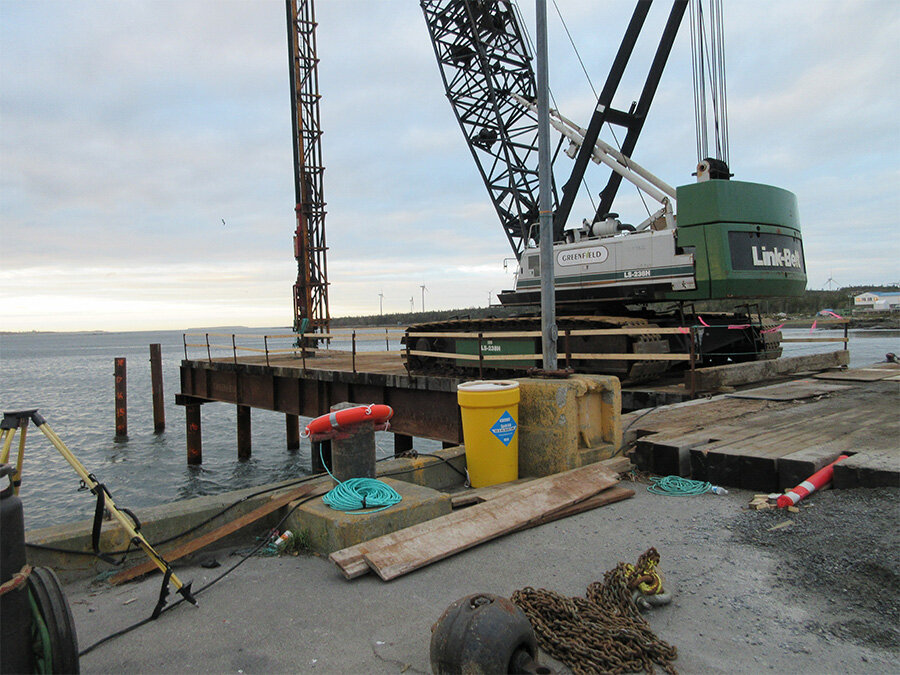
left=28, top=567, right=80, bottom=674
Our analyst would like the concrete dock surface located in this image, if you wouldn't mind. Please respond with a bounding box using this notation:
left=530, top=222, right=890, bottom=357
left=65, top=482, right=898, bottom=673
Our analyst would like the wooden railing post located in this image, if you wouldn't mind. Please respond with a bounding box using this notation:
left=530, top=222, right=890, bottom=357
left=478, top=332, right=485, bottom=379
left=689, top=326, right=697, bottom=399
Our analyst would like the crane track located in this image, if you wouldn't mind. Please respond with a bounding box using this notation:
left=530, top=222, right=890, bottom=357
left=402, top=315, right=671, bottom=382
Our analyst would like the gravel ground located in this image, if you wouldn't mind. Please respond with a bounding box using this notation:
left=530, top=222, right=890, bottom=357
left=727, top=487, right=899, bottom=652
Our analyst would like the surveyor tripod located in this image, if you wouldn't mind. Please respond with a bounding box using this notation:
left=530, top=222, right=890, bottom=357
left=0, top=409, right=196, bottom=613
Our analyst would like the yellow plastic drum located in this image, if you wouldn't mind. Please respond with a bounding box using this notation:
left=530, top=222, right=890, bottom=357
left=457, top=380, right=520, bottom=488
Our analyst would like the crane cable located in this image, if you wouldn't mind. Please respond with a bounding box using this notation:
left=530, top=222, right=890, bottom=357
left=549, top=0, right=653, bottom=219
left=690, top=0, right=729, bottom=166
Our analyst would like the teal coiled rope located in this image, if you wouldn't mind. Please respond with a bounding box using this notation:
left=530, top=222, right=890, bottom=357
left=320, top=446, right=402, bottom=514
left=647, top=475, right=715, bottom=496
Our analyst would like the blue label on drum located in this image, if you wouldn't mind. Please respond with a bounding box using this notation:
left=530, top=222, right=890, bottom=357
left=490, top=411, right=517, bottom=446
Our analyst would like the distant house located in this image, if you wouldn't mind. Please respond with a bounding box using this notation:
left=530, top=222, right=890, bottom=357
left=854, top=291, right=900, bottom=311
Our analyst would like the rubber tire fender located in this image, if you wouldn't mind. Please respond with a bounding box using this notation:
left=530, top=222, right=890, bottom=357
left=28, top=566, right=80, bottom=674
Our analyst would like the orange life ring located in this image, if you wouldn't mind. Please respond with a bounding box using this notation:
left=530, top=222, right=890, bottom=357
left=301, top=404, right=393, bottom=438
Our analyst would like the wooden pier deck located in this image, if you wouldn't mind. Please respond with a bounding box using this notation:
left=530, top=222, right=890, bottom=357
left=625, top=362, right=900, bottom=492
left=177, top=342, right=858, bottom=471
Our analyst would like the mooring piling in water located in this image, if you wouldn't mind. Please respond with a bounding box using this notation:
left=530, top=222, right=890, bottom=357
left=114, top=357, right=127, bottom=438
left=183, top=398, right=202, bottom=465
left=237, top=405, right=252, bottom=460
left=149, top=343, right=165, bottom=433
left=286, top=414, right=300, bottom=450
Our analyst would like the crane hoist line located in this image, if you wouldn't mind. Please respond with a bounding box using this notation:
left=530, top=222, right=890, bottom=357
left=405, top=0, right=804, bottom=381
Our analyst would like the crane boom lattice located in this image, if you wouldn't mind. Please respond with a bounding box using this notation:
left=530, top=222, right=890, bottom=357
left=287, top=0, right=330, bottom=335
left=421, top=0, right=558, bottom=261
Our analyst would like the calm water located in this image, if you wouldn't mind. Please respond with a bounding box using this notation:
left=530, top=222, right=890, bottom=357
left=0, top=328, right=406, bottom=529
left=1, top=326, right=896, bottom=528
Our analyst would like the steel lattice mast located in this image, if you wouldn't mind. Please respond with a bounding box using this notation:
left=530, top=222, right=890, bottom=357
left=286, top=0, right=329, bottom=335
left=421, top=0, right=557, bottom=261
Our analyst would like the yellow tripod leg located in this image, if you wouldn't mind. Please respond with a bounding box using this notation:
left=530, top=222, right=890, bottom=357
left=30, top=412, right=196, bottom=605
left=0, top=427, right=14, bottom=465
left=0, top=413, right=28, bottom=495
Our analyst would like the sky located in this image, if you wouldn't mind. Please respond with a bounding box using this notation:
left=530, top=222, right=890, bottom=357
left=1, top=0, right=898, bottom=332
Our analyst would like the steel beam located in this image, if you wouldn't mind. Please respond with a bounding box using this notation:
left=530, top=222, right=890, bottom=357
left=179, top=360, right=463, bottom=445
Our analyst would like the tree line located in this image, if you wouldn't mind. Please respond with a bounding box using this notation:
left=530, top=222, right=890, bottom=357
left=330, top=285, right=898, bottom=326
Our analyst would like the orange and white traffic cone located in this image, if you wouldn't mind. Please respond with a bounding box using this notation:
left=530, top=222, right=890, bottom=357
left=777, top=455, right=849, bottom=508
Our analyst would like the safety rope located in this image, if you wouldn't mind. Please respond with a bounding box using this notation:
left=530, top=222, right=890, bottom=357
left=647, top=475, right=723, bottom=496
left=0, top=563, right=32, bottom=596
left=320, top=446, right=402, bottom=514
left=512, top=548, right=678, bottom=675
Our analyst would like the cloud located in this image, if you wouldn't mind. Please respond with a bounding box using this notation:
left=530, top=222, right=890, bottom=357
left=1, top=0, right=897, bottom=331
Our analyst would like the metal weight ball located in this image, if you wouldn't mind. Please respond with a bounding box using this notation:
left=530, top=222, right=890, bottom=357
left=430, top=593, right=548, bottom=674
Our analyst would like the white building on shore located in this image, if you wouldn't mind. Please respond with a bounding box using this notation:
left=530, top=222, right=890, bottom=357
left=854, top=291, right=900, bottom=311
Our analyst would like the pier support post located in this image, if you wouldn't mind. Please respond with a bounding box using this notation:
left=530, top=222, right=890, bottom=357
left=149, top=343, right=165, bottom=433
left=186, top=404, right=202, bottom=465
left=285, top=414, right=300, bottom=450
left=114, top=357, right=127, bottom=439
left=237, top=405, right=252, bottom=460
left=394, top=433, right=413, bottom=456
left=330, top=402, right=376, bottom=481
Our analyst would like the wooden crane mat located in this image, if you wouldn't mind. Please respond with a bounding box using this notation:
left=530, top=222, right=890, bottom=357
left=628, top=377, right=899, bottom=492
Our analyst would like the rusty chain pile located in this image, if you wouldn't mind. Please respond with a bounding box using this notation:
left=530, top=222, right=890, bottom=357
left=511, top=548, right=678, bottom=675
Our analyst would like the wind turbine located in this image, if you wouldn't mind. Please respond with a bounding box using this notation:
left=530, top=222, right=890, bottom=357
left=825, top=271, right=837, bottom=290
left=420, top=284, right=428, bottom=312
left=409, top=296, right=415, bottom=312
left=378, top=291, right=384, bottom=316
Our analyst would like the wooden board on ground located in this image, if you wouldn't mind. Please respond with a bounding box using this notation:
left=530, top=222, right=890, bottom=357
left=450, top=457, right=632, bottom=509
left=814, top=364, right=900, bottom=381
left=726, top=380, right=853, bottom=401
left=450, top=478, right=531, bottom=508
left=330, top=463, right=620, bottom=581
left=331, top=484, right=634, bottom=580
left=109, top=482, right=327, bottom=585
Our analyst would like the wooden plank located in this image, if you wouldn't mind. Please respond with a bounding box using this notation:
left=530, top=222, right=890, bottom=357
left=450, top=478, right=532, bottom=508
left=330, top=464, right=619, bottom=580
left=726, top=380, right=853, bottom=401
left=687, top=351, right=849, bottom=390
left=777, top=446, right=847, bottom=490
left=536, top=485, right=634, bottom=522
left=634, top=427, right=742, bottom=476
left=814, top=365, right=900, bottom=381
left=833, top=448, right=900, bottom=489
left=357, top=463, right=619, bottom=581
left=450, top=457, right=634, bottom=508
left=109, top=482, right=328, bottom=585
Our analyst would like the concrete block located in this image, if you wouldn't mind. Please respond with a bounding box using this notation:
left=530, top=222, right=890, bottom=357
left=287, top=478, right=452, bottom=555
left=516, top=375, right=622, bottom=477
